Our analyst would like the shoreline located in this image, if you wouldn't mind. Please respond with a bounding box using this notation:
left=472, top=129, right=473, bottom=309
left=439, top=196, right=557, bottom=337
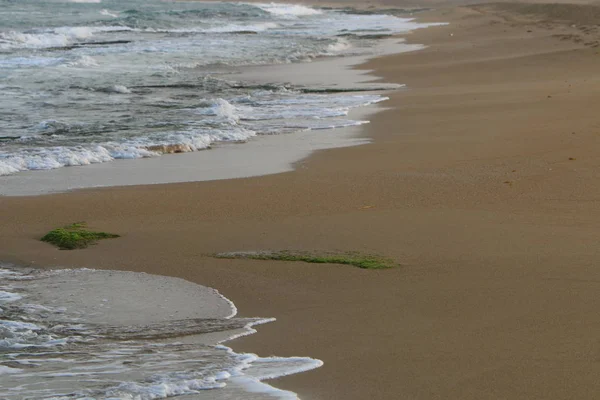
left=4, top=2, right=600, bottom=399
left=0, top=263, right=324, bottom=399
left=0, top=13, right=426, bottom=197
left=0, top=4, right=434, bottom=398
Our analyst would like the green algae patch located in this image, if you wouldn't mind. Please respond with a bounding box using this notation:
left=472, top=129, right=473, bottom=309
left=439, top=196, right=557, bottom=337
left=41, top=222, right=120, bottom=250
left=214, top=251, right=398, bottom=270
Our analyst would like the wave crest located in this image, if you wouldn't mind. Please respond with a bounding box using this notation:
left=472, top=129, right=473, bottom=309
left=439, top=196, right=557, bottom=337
left=254, top=3, right=323, bottom=17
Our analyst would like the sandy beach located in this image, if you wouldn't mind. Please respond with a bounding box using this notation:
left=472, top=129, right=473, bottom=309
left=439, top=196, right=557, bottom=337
left=3, top=1, right=600, bottom=399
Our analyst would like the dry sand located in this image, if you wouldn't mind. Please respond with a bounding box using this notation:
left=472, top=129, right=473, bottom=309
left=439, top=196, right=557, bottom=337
left=3, top=2, right=600, bottom=399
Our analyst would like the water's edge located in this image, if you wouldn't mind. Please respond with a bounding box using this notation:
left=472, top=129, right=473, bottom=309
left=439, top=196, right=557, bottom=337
left=0, top=264, right=323, bottom=399
left=0, top=35, right=421, bottom=196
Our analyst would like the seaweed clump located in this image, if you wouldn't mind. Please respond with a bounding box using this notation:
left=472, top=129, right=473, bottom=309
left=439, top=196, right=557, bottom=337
left=215, top=250, right=398, bottom=270
left=41, top=222, right=119, bottom=250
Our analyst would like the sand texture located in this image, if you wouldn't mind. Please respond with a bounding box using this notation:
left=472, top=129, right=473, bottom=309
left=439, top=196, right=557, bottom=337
left=3, top=2, right=600, bottom=399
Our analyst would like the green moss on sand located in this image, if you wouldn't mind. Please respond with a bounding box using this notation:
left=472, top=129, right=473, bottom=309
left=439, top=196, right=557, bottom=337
left=215, top=250, right=397, bottom=269
left=41, top=222, right=119, bottom=250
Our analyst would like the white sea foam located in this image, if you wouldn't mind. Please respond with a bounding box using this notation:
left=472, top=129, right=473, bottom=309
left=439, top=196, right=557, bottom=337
left=0, top=31, right=72, bottom=49
left=0, top=56, right=62, bottom=68
left=255, top=3, right=323, bottom=17
left=0, top=125, right=259, bottom=176
left=206, top=22, right=279, bottom=33
left=196, top=98, right=241, bottom=123
left=0, top=318, right=69, bottom=349
left=0, top=291, right=22, bottom=303
left=220, top=350, right=324, bottom=400
left=109, top=84, right=132, bottom=94
left=0, top=26, right=131, bottom=50
left=53, top=26, right=95, bottom=39
left=0, top=366, right=22, bottom=375
left=305, top=119, right=370, bottom=130
left=218, top=318, right=276, bottom=344
left=156, top=126, right=257, bottom=151
left=100, top=9, right=119, bottom=18
left=156, top=22, right=279, bottom=34
left=325, top=38, right=352, bottom=54
left=0, top=145, right=138, bottom=176
left=251, top=357, right=325, bottom=380
left=1, top=154, right=24, bottom=175
left=65, top=55, right=98, bottom=68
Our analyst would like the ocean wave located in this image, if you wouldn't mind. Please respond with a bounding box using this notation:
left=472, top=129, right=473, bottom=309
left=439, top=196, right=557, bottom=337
left=0, top=0, right=430, bottom=181
left=100, top=9, right=119, bottom=18
left=254, top=3, right=323, bottom=17
left=195, top=98, right=242, bottom=123
left=65, top=55, right=98, bottom=68
left=0, top=31, right=76, bottom=50
left=114, top=4, right=270, bottom=29
left=0, top=92, right=388, bottom=177
left=0, top=124, right=258, bottom=176
left=207, top=22, right=279, bottom=33
left=142, top=22, right=279, bottom=34
left=324, top=38, right=352, bottom=54
left=0, top=26, right=130, bottom=50
left=0, top=146, right=118, bottom=175
left=107, top=84, right=131, bottom=94
left=0, top=366, right=22, bottom=376
left=0, top=56, right=63, bottom=68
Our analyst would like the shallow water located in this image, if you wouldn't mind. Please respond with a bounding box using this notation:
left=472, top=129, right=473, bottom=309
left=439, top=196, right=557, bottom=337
left=0, top=263, right=322, bottom=399
left=0, top=0, right=437, bottom=177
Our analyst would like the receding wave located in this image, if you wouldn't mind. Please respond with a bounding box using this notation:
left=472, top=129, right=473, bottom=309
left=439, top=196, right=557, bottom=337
left=0, top=264, right=323, bottom=399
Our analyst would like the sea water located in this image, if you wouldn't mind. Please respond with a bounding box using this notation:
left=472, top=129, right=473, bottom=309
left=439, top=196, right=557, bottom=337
left=0, top=263, right=322, bottom=399
left=0, top=0, right=436, bottom=177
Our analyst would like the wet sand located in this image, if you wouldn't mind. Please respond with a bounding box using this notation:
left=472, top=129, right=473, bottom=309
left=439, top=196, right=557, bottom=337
left=3, top=2, right=600, bottom=399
